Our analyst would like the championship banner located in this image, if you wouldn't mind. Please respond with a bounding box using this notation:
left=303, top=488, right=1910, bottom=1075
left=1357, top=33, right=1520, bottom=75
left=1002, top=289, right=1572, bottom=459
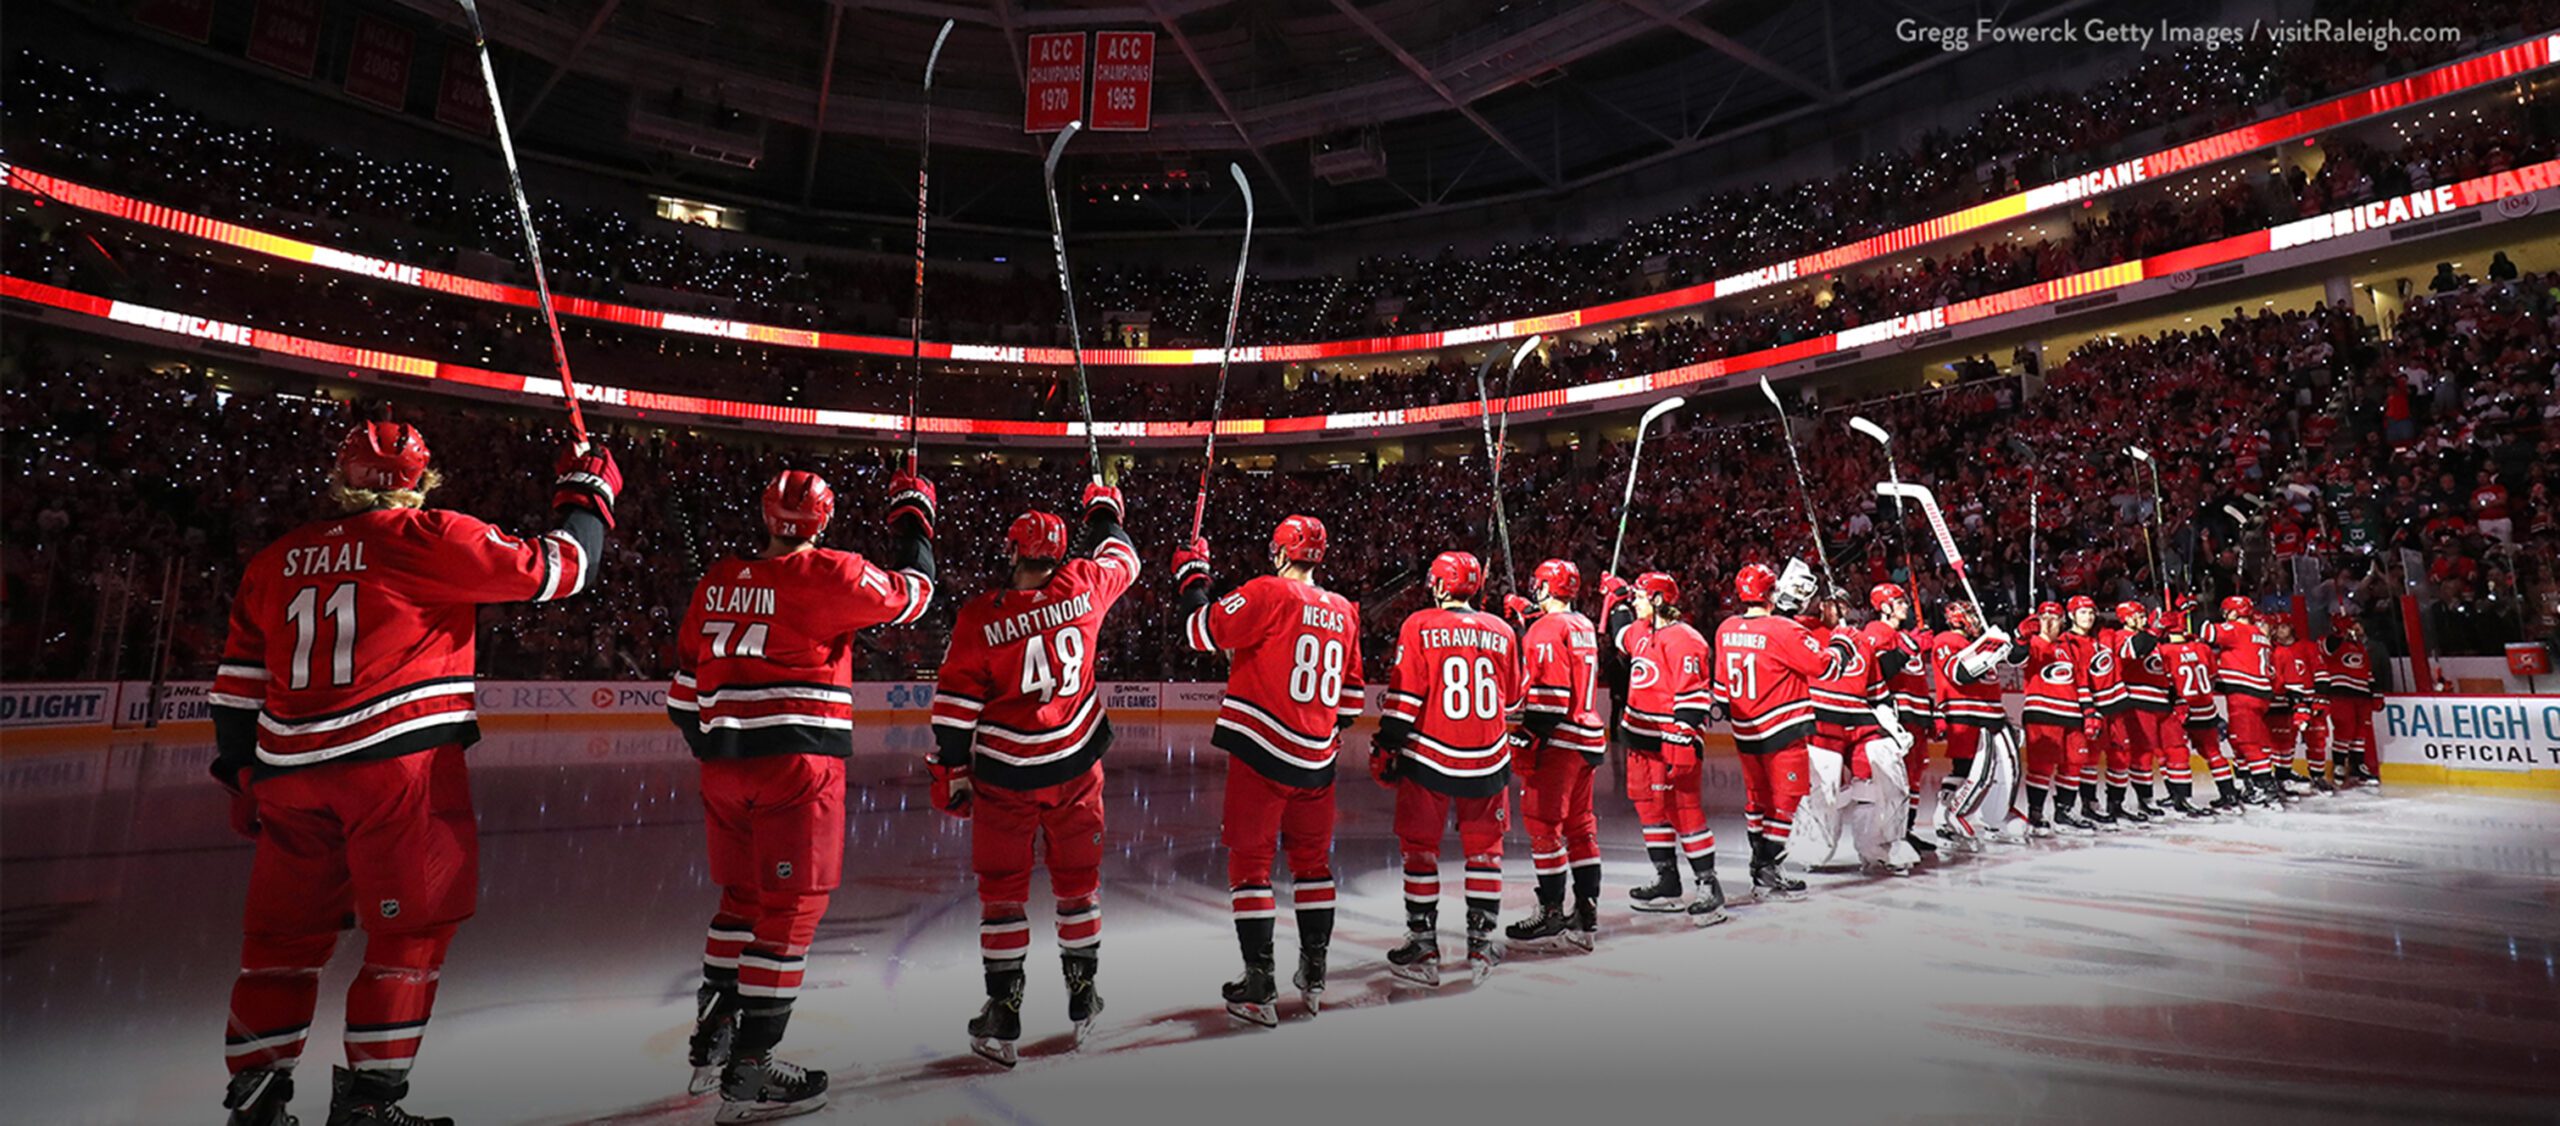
left=1089, top=31, right=1155, bottom=131
left=435, top=41, right=494, bottom=132
left=2376, top=694, right=2560, bottom=787
left=246, top=0, right=324, bottom=78
left=1024, top=32, right=1084, bottom=133
left=345, top=16, right=416, bottom=110
left=132, top=0, right=216, bottom=43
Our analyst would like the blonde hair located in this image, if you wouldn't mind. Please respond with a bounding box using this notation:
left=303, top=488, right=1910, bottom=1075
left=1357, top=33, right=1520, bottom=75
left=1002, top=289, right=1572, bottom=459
left=329, top=467, right=442, bottom=512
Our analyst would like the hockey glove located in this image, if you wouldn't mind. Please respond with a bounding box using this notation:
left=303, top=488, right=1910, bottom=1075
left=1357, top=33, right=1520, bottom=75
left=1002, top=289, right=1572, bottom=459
left=1370, top=745, right=1405, bottom=788
left=1172, top=538, right=1212, bottom=594
left=220, top=774, right=261, bottom=840
left=1080, top=478, right=1125, bottom=523
left=927, top=756, right=973, bottom=818
left=552, top=445, right=622, bottom=528
left=2082, top=716, right=2102, bottom=739
left=1599, top=574, right=1630, bottom=600
left=885, top=472, right=939, bottom=537
left=1503, top=593, right=1534, bottom=624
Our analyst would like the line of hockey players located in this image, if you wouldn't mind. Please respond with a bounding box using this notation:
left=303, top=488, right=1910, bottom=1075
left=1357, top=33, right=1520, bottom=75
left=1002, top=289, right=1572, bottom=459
left=207, top=426, right=2385, bottom=1126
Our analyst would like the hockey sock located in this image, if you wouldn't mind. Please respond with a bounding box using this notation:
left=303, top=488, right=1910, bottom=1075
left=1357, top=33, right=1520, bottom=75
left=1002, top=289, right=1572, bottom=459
left=342, top=927, right=452, bottom=1075
left=1534, top=869, right=1567, bottom=908
left=2025, top=784, right=2048, bottom=822
left=979, top=908, right=1031, bottom=969
left=1401, top=860, right=1440, bottom=933
left=1230, top=885, right=1277, bottom=966
left=2080, top=782, right=2103, bottom=813
left=705, top=906, right=754, bottom=985
left=1462, top=859, right=1501, bottom=923
left=1292, top=874, right=1336, bottom=954
left=228, top=931, right=335, bottom=1075
left=1570, top=860, right=1602, bottom=904
left=1056, top=893, right=1100, bottom=956
left=731, top=1005, right=792, bottom=1060
left=2052, top=787, right=2075, bottom=816
left=2106, top=783, right=2127, bottom=814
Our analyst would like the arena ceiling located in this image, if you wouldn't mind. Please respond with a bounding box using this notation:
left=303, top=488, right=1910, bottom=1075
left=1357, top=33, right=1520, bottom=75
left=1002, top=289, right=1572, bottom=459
left=401, top=0, right=2145, bottom=232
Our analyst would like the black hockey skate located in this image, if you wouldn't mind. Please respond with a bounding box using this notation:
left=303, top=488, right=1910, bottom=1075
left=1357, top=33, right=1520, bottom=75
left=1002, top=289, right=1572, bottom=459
left=2309, top=774, right=2336, bottom=794
left=1504, top=904, right=1572, bottom=949
left=969, top=969, right=1026, bottom=1068
left=1293, top=945, right=1328, bottom=1014
left=224, top=1067, right=297, bottom=1126
left=688, top=983, right=739, bottom=1094
left=2170, top=794, right=2215, bottom=819
left=717, top=1055, right=830, bottom=1124
left=2027, top=815, right=2056, bottom=839
left=1566, top=898, right=1599, bottom=952
left=1688, top=873, right=1731, bottom=927
left=1749, top=863, right=1807, bottom=901
left=1386, top=931, right=1442, bottom=987
left=324, top=1067, right=452, bottom=1126
left=1628, top=867, right=1685, bottom=913
left=1223, top=963, right=1279, bottom=1028
left=2053, top=805, right=2098, bottom=835
left=1904, top=831, right=1940, bottom=856
left=1063, top=952, right=1103, bottom=1048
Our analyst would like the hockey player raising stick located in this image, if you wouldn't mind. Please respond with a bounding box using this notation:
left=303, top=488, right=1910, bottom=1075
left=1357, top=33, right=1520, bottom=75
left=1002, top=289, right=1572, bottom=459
left=1176, top=516, right=1364, bottom=1026
left=1374, top=552, right=1523, bottom=985
left=1712, top=561, right=1828, bottom=899
left=928, top=483, right=1139, bottom=1067
left=1503, top=560, right=1609, bottom=951
left=666, top=467, right=935, bottom=1122
left=213, top=422, right=619, bottom=1126
left=1602, top=571, right=1727, bottom=923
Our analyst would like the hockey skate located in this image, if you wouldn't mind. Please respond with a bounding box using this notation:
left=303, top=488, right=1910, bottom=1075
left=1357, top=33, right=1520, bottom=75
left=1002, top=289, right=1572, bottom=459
left=1628, top=866, right=1685, bottom=913
left=1063, top=952, right=1103, bottom=1049
left=2170, top=794, right=2215, bottom=819
left=716, top=1055, right=830, bottom=1124
left=1386, top=931, right=1442, bottom=987
left=2052, top=806, right=2097, bottom=835
left=1565, top=898, right=1599, bottom=952
left=1503, top=903, right=1572, bottom=949
left=224, top=1067, right=297, bottom=1126
left=1293, top=945, right=1328, bottom=1015
left=968, top=970, right=1025, bottom=1069
left=2084, top=800, right=2122, bottom=833
left=2027, top=816, right=2055, bottom=839
left=324, top=1066, right=452, bottom=1126
left=1689, top=873, right=1732, bottom=925
left=2309, top=774, right=2336, bottom=794
left=1749, top=863, right=1807, bottom=901
left=688, top=983, right=739, bottom=1094
left=1465, top=933, right=1503, bottom=984
left=1904, top=831, right=1940, bottom=857
left=1222, top=963, right=1280, bottom=1028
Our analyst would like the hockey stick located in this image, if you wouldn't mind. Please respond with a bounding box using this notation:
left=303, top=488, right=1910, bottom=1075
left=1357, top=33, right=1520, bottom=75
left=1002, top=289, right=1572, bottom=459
left=456, top=0, right=585, bottom=446
left=1606, top=396, right=1686, bottom=579
left=2010, top=436, right=2038, bottom=609
left=1037, top=121, right=1103, bottom=477
left=1471, top=336, right=1539, bottom=593
left=1875, top=481, right=1984, bottom=614
left=1187, top=163, right=1257, bottom=544
left=2128, top=445, right=2168, bottom=606
left=2222, top=502, right=2255, bottom=597
left=1882, top=478, right=2016, bottom=832
left=901, top=18, right=958, bottom=474
left=1848, top=416, right=1916, bottom=586
left=1759, top=376, right=1837, bottom=593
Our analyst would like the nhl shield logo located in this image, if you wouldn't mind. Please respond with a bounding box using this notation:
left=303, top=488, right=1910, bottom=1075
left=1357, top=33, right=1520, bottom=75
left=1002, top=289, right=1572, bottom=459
left=378, top=899, right=401, bottom=920
left=775, top=860, right=793, bottom=880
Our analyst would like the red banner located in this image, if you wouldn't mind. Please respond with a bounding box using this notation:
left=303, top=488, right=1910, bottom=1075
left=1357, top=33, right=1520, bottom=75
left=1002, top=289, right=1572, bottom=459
left=246, top=0, right=324, bottom=78
left=345, top=16, right=416, bottom=110
left=132, top=0, right=216, bottom=42
left=1089, top=31, right=1155, bottom=131
left=1024, top=32, right=1084, bottom=133
left=436, top=42, right=494, bottom=133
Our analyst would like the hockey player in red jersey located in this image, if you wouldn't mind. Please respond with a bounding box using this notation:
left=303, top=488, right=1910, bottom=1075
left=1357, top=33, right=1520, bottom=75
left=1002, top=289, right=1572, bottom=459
left=2320, top=615, right=2380, bottom=787
left=2160, top=606, right=2239, bottom=816
left=1712, top=560, right=1829, bottom=900
left=1374, top=552, right=1522, bottom=985
left=1503, top=559, right=1608, bottom=951
left=927, top=483, right=1138, bottom=1066
left=210, top=422, right=619, bottom=1126
left=1884, top=595, right=1940, bottom=859
left=1602, top=571, right=1727, bottom=923
left=1793, top=584, right=1922, bottom=875
left=1932, top=601, right=2026, bottom=846
left=2108, top=600, right=2174, bottom=822
left=2265, top=617, right=2320, bottom=793
left=2068, top=595, right=2143, bottom=826
left=666, top=468, right=935, bottom=1120
left=2019, top=602, right=2098, bottom=836
left=1177, top=515, right=1364, bottom=1026
left=2203, top=596, right=2282, bottom=806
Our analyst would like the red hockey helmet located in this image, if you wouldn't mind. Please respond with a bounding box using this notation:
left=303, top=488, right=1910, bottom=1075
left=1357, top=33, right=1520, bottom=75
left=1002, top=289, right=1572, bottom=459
left=1271, top=514, right=1328, bottom=565
left=1007, top=510, right=1070, bottom=562
left=337, top=421, right=431, bottom=491
left=1869, top=582, right=1910, bottom=613
left=1633, top=571, right=1681, bottom=605
left=762, top=470, right=836, bottom=540
left=1733, top=562, right=1778, bottom=605
left=2114, top=600, right=2147, bottom=624
left=1428, top=551, right=1484, bottom=600
left=2037, top=601, right=2064, bottom=618
left=2067, top=595, right=2097, bottom=614
left=2220, top=594, right=2253, bottom=619
left=1531, top=558, right=1581, bottom=602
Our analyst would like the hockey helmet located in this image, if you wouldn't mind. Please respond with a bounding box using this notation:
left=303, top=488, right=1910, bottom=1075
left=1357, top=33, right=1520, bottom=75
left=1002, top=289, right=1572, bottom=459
left=1271, top=514, right=1328, bottom=565
left=337, top=421, right=431, bottom=491
left=1428, top=551, right=1484, bottom=601
left=1532, top=558, right=1582, bottom=602
left=1733, top=562, right=1778, bottom=605
left=1006, top=510, right=1070, bottom=563
left=762, top=470, right=835, bottom=540
left=1633, top=571, right=1681, bottom=606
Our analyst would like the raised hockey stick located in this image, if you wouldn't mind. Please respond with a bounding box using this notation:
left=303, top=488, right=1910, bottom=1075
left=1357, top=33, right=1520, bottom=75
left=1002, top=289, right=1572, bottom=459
left=1037, top=121, right=1103, bottom=477
left=1848, top=415, right=1917, bottom=585
left=2128, top=445, right=2168, bottom=606
left=901, top=18, right=958, bottom=474
left=1760, top=376, right=1837, bottom=593
left=1471, top=335, right=1539, bottom=594
left=1187, top=163, right=1257, bottom=544
left=2222, top=502, right=2254, bottom=594
left=1876, top=481, right=1984, bottom=614
left=1607, top=396, right=1686, bottom=580
left=456, top=0, right=585, bottom=446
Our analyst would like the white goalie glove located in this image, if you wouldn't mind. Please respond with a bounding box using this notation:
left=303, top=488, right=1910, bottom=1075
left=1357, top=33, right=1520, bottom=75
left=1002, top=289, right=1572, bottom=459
left=1871, top=703, right=1914, bottom=753
left=1772, top=558, right=1820, bottom=613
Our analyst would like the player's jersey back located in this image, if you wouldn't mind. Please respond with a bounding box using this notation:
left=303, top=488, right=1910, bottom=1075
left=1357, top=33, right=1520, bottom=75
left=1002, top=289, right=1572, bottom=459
left=1810, top=624, right=1886, bottom=734
left=2204, top=620, right=2273, bottom=696
left=1933, top=631, right=2006, bottom=728
left=211, top=506, right=595, bottom=771
left=2118, top=629, right=2174, bottom=711
left=2166, top=641, right=2220, bottom=720
left=931, top=539, right=1140, bottom=789
left=1712, top=613, right=1826, bottom=752
left=1186, top=573, right=1364, bottom=787
left=667, top=547, right=932, bottom=759
left=1520, top=610, right=1605, bottom=759
left=1379, top=605, right=1523, bottom=796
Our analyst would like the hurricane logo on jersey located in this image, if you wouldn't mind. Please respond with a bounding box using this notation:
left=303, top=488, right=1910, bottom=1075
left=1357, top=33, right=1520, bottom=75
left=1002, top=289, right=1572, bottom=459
left=1629, top=657, right=1661, bottom=691
left=2039, top=662, right=2075, bottom=686
left=2089, top=648, right=2115, bottom=677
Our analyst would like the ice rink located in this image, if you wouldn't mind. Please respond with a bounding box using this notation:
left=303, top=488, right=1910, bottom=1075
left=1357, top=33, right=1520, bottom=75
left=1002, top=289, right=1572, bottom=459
left=4, top=720, right=2555, bottom=1125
